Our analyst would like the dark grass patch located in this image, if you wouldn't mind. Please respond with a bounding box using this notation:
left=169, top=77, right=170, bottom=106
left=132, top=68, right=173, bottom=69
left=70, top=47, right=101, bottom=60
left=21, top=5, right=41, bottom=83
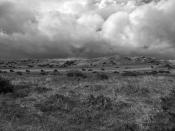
left=13, top=85, right=32, bottom=98
left=0, top=77, right=14, bottom=94
left=96, top=73, right=109, bottom=80
left=121, top=71, right=138, bottom=76
left=66, top=70, right=87, bottom=79
left=16, top=71, right=23, bottom=75
left=34, top=86, right=51, bottom=93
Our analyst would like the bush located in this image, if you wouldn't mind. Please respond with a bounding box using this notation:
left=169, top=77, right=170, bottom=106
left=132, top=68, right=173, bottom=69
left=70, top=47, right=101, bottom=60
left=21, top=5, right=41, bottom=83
left=16, top=71, right=23, bottom=75
left=0, top=77, right=14, bottom=94
left=96, top=73, right=109, bottom=80
left=53, top=69, right=58, bottom=72
left=10, top=69, right=14, bottom=73
left=82, top=68, right=86, bottom=71
left=113, top=71, right=119, bottom=74
left=67, top=70, right=86, bottom=78
left=40, top=69, right=47, bottom=75
left=26, top=69, right=30, bottom=73
left=121, top=71, right=138, bottom=76
left=88, top=69, right=93, bottom=72
left=101, top=68, right=105, bottom=71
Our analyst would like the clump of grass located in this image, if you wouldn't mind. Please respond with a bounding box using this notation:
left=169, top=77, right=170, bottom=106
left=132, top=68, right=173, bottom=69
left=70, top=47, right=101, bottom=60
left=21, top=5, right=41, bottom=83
left=10, top=69, right=14, bottom=73
left=96, top=73, right=109, bottom=80
left=16, top=71, right=23, bottom=75
left=40, top=69, right=47, bottom=75
left=26, top=69, right=30, bottom=73
left=66, top=70, right=87, bottom=78
left=121, top=71, right=138, bottom=76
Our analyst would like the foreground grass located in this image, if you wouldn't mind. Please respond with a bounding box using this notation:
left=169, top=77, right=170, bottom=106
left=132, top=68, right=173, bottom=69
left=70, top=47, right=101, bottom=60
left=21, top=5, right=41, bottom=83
left=0, top=73, right=175, bottom=131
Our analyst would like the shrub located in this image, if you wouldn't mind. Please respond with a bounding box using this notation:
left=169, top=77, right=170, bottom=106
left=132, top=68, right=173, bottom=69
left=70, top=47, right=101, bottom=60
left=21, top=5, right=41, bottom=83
left=88, top=69, right=93, bottom=72
left=113, top=71, right=119, bottom=74
left=10, top=69, right=14, bottom=73
left=40, top=69, right=47, bottom=75
left=26, top=69, right=30, bottom=73
left=96, top=73, right=109, bottom=80
left=16, top=71, right=23, bottom=75
left=53, top=69, right=58, bottom=72
left=121, top=71, right=138, bottom=76
left=67, top=70, right=86, bottom=78
left=101, top=68, right=105, bottom=71
left=0, top=77, right=14, bottom=94
left=82, top=68, right=86, bottom=71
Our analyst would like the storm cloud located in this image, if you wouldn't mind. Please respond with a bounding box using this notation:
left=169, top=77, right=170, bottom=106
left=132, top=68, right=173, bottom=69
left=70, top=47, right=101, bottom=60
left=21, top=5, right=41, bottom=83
left=0, top=0, right=174, bottom=58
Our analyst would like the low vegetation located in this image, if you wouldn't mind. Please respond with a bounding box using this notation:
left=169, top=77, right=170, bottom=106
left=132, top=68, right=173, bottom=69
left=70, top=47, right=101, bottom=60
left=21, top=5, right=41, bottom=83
left=0, top=56, right=175, bottom=131
left=0, top=77, right=13, bottom=94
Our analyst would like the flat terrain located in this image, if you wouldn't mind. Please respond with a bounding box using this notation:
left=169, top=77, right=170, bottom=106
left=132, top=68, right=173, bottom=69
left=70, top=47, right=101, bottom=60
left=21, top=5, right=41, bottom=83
left=0, top=56, right=175, bottom=131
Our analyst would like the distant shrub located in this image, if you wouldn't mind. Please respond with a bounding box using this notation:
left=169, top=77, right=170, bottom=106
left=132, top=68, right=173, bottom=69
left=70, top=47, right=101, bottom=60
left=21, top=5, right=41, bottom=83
left=61, top=61, right=75, bottom=68
left=88, top=69, right=93, bottom=72
left=67, top=70, right=86, bottom=78
left=150, top=70, right=158, bottom=75
left=53, top=69, right=58, bottom=72
left=16, top=71, right=23, bottom=75
left=101, top=68, right=105, bottom=71
left=121, top=71, right=138, bottom=76
left=10, top=69, right=14, bottom=72
left=40, top=69, right=47, bottom=75
left=82, top=68, right=86, bottom=71
left=27, top=65, right=34, bottom=68
left=96, top=73, right=109, bottom=80
left=26, top=69, right=30, bottom=73
left=113, top=71, right=119, bottom=74
left=0, top=77, right=14, bottom=94
left=158, top=70, right=170, bottom=74
left=40, top=69, right=45, bottom=72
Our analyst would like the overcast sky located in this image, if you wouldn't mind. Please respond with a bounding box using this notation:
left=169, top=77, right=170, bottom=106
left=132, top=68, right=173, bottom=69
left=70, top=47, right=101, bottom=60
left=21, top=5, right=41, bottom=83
left=0, top=0, right=174, bottom=58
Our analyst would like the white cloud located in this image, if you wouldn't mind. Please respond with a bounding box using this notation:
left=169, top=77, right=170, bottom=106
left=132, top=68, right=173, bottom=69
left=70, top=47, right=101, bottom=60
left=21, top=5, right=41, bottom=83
left=0, top=0, right=175, bottom=58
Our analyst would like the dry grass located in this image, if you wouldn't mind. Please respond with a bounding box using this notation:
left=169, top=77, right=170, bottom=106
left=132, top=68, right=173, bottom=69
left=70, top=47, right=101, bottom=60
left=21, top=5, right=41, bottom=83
left=0, top=72, right=175, bottom=131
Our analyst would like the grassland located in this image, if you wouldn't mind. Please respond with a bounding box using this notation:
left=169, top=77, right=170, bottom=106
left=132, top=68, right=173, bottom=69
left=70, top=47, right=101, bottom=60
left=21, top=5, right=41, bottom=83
left=0, top=56, right=175, bottom=131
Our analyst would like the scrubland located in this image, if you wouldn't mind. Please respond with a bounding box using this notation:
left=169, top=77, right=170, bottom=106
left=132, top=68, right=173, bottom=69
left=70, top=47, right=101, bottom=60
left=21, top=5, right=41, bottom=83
left=0, top=69, right=175, bottom=131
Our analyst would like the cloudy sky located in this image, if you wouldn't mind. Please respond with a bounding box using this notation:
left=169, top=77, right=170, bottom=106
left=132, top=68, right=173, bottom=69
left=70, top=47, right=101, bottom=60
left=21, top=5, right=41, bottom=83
left=0, top=0, right=175, bottom=58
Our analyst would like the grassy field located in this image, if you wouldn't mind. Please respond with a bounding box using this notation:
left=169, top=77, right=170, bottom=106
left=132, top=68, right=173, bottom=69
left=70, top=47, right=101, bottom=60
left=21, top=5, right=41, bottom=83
left=0, top=67, right=175, bottom=131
